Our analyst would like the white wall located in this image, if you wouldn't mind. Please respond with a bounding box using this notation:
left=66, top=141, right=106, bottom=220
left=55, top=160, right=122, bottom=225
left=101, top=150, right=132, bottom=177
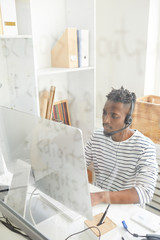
left=96, top=0, right=150, bottom=119
left=145, top=0, right=160, bottom=96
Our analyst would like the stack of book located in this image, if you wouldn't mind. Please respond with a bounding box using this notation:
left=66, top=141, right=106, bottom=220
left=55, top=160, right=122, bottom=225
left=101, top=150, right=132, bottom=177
left=39, top=86, right=56, bottom=120
left=52, top=100, right=71, bottom=125
left=39, top=86, right=71, bottom=125
left=51, top=27, right=89, bottom=68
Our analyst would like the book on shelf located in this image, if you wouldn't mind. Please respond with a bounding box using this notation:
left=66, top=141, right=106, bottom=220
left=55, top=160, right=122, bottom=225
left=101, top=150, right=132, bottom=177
left=52, top=99, right=71, bottom=126
left=39, top=90, right=49, bottom=119
left=51, top=28, right=78, bottom=68
left=77, top=29, right=89, bottom=67
left=39, top=87, right=71, bottom=126
left=0, top=0, right=18, bottom=35
left=46, top=86, right=56, bottom=120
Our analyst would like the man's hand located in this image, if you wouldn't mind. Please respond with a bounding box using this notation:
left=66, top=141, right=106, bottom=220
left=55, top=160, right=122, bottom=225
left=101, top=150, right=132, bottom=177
left=90, top=188, right=140, bottom=206
left=91, top=192, right=106, bottom=206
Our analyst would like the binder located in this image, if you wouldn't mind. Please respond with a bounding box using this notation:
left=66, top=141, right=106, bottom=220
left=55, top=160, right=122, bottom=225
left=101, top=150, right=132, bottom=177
left=0, top=0, right=18, bottom=35
left=51, top=28, right=78, bottom=68
left=0, top=7, right=3, bottom=34
left=77, top=29, right=89, bottom=67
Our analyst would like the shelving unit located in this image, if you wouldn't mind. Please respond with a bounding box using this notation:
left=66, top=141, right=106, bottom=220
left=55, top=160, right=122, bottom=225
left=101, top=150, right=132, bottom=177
left=37, top=66, right=94, bottom=76
left=0, top=0, right=96, bottom=143
left=0, top=35, right=32, bottom=39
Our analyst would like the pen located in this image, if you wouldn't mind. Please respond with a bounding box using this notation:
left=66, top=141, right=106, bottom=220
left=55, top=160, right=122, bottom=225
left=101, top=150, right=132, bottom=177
left=0, top=188, right=9, bottom=193
left=97, top=203, right=110, bottom=226
left=0, top=186, right=27, bottom=193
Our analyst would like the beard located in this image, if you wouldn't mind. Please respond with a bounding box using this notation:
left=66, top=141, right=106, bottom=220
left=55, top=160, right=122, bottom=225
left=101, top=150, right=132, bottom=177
left=103, top=123, right=113, bottom=137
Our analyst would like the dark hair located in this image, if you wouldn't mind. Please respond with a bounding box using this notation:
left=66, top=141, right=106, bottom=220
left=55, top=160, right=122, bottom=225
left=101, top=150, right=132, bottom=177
left=106, top=86, right=136, bottom=105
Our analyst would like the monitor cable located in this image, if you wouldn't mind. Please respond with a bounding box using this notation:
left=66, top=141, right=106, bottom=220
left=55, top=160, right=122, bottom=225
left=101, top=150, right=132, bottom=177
left=28, top=187, right=38, bottom=226
left=65, top=225, right=101, bottom=240
left=0, top=215, right=31, bottom=239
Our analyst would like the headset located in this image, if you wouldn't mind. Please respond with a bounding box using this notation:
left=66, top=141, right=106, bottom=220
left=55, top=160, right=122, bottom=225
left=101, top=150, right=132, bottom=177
left=104, top=94, right=134, bottom=137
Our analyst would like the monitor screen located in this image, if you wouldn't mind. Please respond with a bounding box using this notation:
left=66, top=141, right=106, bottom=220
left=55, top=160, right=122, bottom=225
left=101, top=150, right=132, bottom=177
left=0, top=106, right=92, bottom=238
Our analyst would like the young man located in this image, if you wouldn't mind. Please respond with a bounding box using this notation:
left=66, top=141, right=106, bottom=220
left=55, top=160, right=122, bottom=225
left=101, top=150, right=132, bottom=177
left=85, top=87, right=158, bottom=206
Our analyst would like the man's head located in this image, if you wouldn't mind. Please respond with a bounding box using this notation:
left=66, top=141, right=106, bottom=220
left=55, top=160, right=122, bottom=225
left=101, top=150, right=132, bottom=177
left=102, top=86, right=136, bottom=137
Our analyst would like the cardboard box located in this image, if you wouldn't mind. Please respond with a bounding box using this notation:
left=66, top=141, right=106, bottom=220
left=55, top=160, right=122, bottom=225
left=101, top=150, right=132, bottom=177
left=131, top=95, right=160, bottom=144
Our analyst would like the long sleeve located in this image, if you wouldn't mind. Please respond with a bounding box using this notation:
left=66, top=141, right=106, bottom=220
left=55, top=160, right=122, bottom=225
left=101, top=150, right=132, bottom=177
left=134, top=144, right=158, bottom=204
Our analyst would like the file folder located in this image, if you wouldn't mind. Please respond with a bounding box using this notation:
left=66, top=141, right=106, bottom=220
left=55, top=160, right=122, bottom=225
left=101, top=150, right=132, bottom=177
left=0, top=7, right=3, bottom=34
left=77, top=29, right=89, bottom=67
left=51, top=28, right=78, bottom=68
left=0, top=0, right=18, bottom=35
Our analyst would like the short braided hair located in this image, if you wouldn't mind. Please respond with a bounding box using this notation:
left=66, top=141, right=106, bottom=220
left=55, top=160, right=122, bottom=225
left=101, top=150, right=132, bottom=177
left=106, top=86, right=136, bottom=105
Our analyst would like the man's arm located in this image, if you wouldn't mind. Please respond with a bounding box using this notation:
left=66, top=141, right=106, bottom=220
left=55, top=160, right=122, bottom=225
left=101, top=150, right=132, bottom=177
left=91, top=187, right=139, bottom=206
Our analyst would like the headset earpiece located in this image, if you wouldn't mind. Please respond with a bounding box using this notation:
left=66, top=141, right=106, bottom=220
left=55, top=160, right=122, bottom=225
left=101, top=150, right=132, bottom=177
left=124, top=95, right=134, bottom=125
left=125, top=114, right=132, bottom=125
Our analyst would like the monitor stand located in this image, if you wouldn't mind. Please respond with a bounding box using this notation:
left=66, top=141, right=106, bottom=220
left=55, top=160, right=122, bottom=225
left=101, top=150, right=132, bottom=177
left=25, top=194, right=59, bottom=225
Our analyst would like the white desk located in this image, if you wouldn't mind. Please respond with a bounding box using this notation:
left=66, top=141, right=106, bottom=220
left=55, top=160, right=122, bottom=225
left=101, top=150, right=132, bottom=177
left=0, top=185, right=160, bottom=240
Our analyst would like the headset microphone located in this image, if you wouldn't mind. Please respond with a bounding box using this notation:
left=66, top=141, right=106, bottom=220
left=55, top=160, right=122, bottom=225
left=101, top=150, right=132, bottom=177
left=103, top=122, right=131, bottom=137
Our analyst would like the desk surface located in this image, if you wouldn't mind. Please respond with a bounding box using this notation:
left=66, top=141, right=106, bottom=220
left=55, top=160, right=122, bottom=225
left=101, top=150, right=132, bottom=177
left=1, top=185, right=160, bottom=240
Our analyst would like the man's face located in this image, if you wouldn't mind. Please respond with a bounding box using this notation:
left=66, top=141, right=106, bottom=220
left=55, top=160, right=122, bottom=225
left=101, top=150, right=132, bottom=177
left=102, top=100, right=130, bottom=135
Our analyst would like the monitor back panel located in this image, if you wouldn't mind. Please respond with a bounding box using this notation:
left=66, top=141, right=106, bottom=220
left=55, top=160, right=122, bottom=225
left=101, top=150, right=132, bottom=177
left=0, top=106, right=92, bottom=219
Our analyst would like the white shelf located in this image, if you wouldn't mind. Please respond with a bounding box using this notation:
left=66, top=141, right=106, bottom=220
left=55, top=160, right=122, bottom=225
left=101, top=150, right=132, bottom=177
left=0, top=0, right=95, bottom=143
left=37, top=66, right=94, bottom=76
left=0, top=35, right=32, bottom=39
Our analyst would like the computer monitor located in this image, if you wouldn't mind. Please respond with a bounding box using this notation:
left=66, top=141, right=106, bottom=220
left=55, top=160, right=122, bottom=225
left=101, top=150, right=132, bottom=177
left=0, top=106, right=92, bottom=238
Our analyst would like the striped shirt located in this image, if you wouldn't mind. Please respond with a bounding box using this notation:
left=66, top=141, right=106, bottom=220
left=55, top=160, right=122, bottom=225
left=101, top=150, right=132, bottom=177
left=85, top=128, right=158, bottom=204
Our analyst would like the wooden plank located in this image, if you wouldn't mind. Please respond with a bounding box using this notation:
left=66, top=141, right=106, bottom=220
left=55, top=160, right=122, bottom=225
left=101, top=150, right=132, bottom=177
left=152, top=194, right=160, bottom=203
left=157, top=175, right=160, bottom=182
left=154, top=188, right=160, bottom=196
left=156, top=180, right=160, bottom=188
left=148, top=201, right=160, bottom=211
left=146, top=205, right=160, bottom=216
